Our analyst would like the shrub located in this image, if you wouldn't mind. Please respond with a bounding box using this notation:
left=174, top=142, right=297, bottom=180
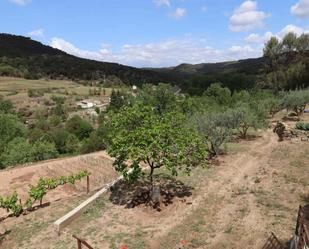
left=194, top=111, right=233, bottom=157
left=80, top=130, right=106, bottom=154
left=50, top=129, right=70, bottom=154
left=0, top=99, right=14, bottom=114
left=281, top=90, right=309, bottom=117
left=0, top=138, right=58, bottom=168
left=65, top=115, right=93, bottom=140
left=296, top=122, right=309, bottom=131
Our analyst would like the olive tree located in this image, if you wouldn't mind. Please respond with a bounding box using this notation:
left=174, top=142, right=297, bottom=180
left=230, top=104, right=268, bottom=138
left=106, top=104, right=206, bottom=196
left=194, top=111, right=234, bottom=157
left=281, top=90, right=309, bottom=117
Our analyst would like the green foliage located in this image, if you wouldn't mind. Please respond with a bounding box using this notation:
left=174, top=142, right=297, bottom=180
left=194, top=111, right=233, bottom=157
left=0, top=170, right=91, bottom=214
left=0, top=138, right=58, bottom=168
left=281, top=32, right=298, bottom=53
left=0, top=113, right=26, bottom=154
left=281, top=90, right=309, bottom=116
left=80, top=130, right=107, bottom=154
left=27, top=89, right=44, bottom=98
left=31, top=141, right=59, bottom=161
left=204, top=83, right=232, bottom=106
left=297, top=34, right=309, bottom=52
left=263, top=37, right=281, bottom=62
left=231, top=103, right=268, bottom=138
left=296, top=122, right=309, bottom=131
left=65, top=134, right=80, bottom=154
left=263, top=32, right=309, bottom=90
left=137, top=83, right=177, bottom=113
left=28, top=181, right=47, bottom=206
left=65, top=115, right=94, bottom=140
left=0, top=99, right=14, bottom=114
left=50, top=129, right=70, bottom=154
left=0, top=191, right=23, bottom=216
left=106, top=104, right=206, bottom=186
left=108, top=89, right=128, bottom=111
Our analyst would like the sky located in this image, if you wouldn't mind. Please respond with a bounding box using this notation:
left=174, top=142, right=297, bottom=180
left=0, top=0, right=309, bottom=67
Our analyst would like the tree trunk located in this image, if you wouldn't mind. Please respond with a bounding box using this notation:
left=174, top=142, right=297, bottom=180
left=149, top=166, right=154, bottom=192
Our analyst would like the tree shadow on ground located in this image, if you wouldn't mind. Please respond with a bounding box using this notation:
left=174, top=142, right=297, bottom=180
left=109, top=173, right=193, bottom=210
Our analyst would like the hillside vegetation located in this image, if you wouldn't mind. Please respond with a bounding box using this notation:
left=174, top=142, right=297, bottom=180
left=1, top=33, right=308, bottom=95
left=0, top=34, right=170, bottom=85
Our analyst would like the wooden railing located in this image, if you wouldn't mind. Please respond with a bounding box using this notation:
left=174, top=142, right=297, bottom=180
left=262, top=232, right=284, bottom=249
left=295, top=205, right=305, bottom=236
left=295, top=205, right=309, bottom=249
left=73, top=235, right=93, bottom=249
left=298, top=222, right=309, bottom=249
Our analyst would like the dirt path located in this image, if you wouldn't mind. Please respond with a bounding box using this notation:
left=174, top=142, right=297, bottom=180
left=153, top=129, right=306, bottom=249
left=197, top=130, right=278, bottom=248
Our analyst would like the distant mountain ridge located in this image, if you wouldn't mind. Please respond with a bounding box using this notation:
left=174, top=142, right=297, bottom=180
left=0, top=33, right=173, bottom=85
left=150, top=57, right=265, bottom=77
left=0, top=33, right=266, bottom=92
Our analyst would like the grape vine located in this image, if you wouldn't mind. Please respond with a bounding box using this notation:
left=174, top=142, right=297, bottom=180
left=0, top=170, right=90, bottom=217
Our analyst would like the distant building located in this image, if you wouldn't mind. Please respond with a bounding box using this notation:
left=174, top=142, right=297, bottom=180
left=77, top=100, right=94, bottom=109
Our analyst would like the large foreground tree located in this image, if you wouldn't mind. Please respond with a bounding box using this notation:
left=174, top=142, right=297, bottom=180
left=105, top=104, right=206, bottom=196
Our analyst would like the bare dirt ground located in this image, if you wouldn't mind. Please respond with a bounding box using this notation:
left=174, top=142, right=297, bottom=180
left=0, top=151, right=119, bottom=217
left=0, top=118, right=308, bottom=249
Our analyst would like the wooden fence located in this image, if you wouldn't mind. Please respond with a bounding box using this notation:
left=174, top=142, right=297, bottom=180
left=73, top=235, right=93, bottom=249
left=295, top=205, right=309, bottom=249
left=262, top=232, right=284, bottom=249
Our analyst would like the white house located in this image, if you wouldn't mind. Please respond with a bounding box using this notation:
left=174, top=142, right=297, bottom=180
left=77, top=100, right=94, bottom=109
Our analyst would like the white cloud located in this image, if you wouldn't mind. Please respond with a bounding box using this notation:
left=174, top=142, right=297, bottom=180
left=51, top=37, right=105, bottom=61
left=27, top=28, right=44, bottom=37
left=245, top=31, right=273, bottom=43
left=9, top=0, right=30, bottom=5
left=50, top=36, right=264, bottom=67
left=279, top=24, right=309, bottom=37
left=229, top=45, right=253, bottom=53
left=291, top=0, right=309, bottom=18
left=169, top=8, right=187, bottom=19
left=229, top=1, right=270, bottom=32
left=154, top=0, right=170, bottom=7
left=244, top=24, right=308, bottom=47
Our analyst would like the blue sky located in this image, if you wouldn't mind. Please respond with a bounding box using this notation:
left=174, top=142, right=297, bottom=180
left=1, top=0, right=309, bottom=67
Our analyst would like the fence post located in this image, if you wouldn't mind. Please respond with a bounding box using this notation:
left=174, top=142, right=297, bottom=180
left=87, top=175, right=90, bottom=194
left=77, top=239, right=82, bottom=249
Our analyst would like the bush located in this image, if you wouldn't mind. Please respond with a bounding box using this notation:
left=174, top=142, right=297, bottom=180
left=281, top=90, right=309, bottom=117
left=0, top=99, right=14, bottom=114
left=50, top=129, right=70, bottom=154
left=194, top=111, right=233, bottom=157
left=31, top=141, right=59, bottom=161
left=296, top=122, right=309, bottom=131
left=65, top=115, right=93, bottom=140
left=230, top=103, right=267, bottom=138
left=0, top=113, right=26, bottom=153
left=80, top=131, right=106, bottom=154
left=65, top=134, right=80, bottom=154
left=0, top=138, right=58, bottom=168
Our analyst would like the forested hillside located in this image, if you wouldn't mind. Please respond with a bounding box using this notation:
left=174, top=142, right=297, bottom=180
left=0, top=33, right=308, bottom=94
left=0, top=34, right=172, bottom=85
